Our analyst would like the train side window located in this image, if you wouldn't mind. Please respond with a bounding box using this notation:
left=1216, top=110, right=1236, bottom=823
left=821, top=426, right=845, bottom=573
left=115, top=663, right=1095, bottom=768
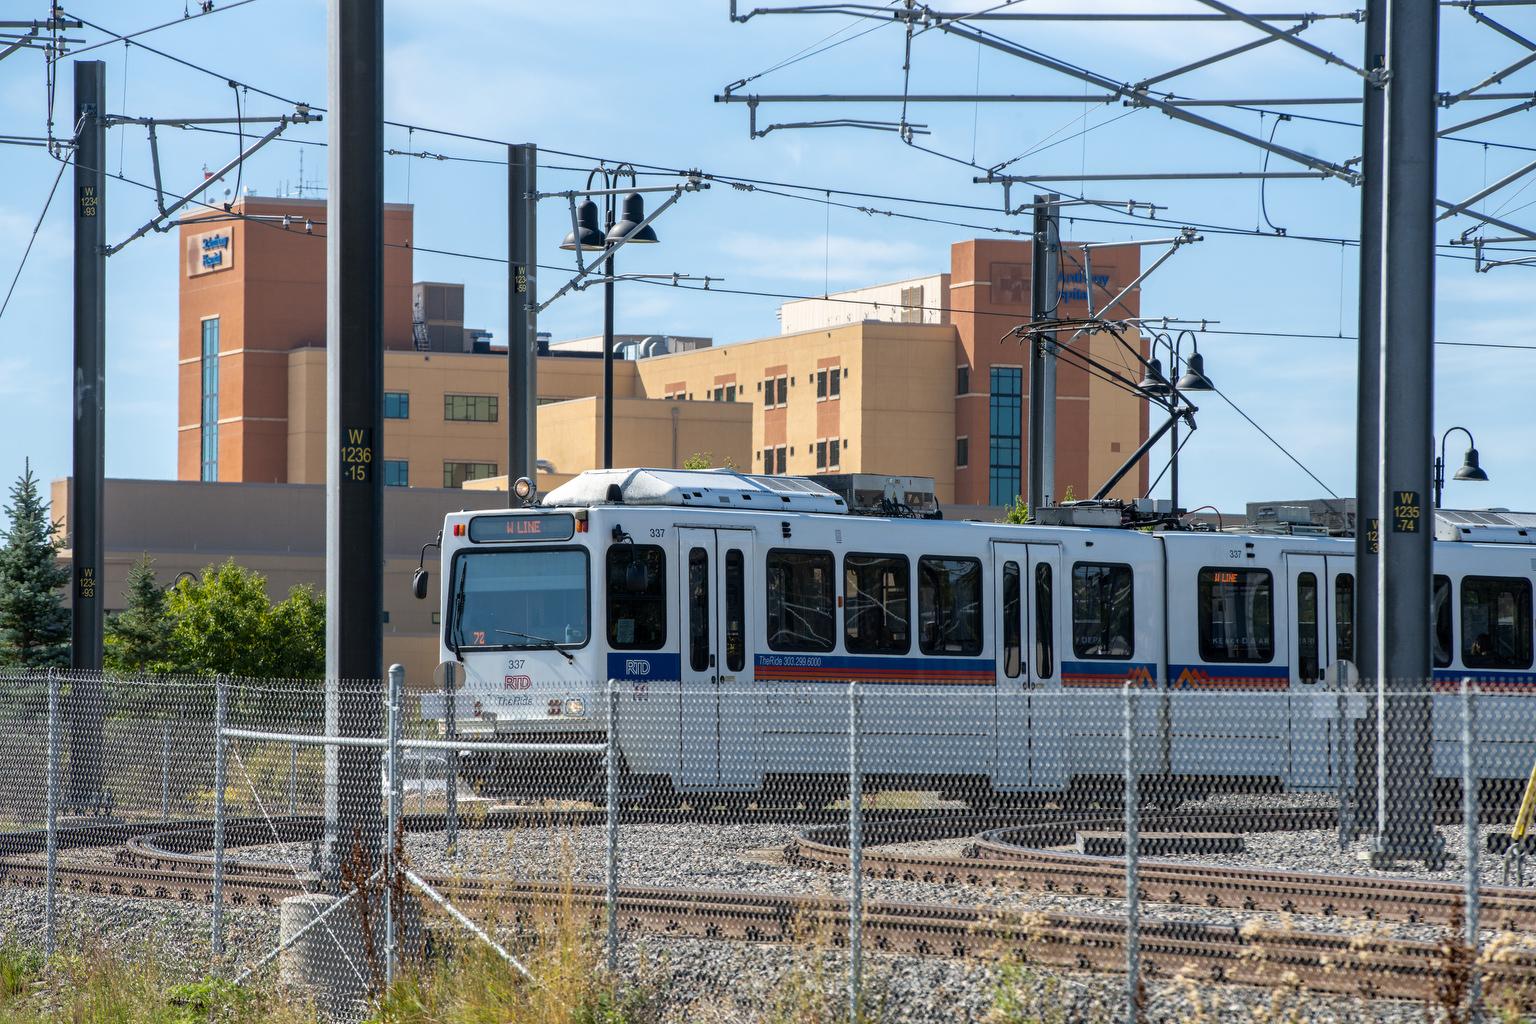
left=1335, top=573, right=1354, bottom=665
left=688, top=547, right=710, bottom=672
left=843, top=553, right=910, bottom=655
left=1461, top=575, right=1533, bottom=669
left=1072, top=563, right=1134, bottom=659
left=1001, top=561, right=1021, bottom=678
left=725, top=549, right=745, bottom=672
left=606, top=544, right=666, bottom=650
left=1035, top=562, right=1054, bottom=679
left=1197, top=567, right=1274, bottom=663
left=766, top=549, right=836, bottom=652
left=1296, top=572, right=1319, bottom=683
left=1433, top=575, right=1452, bottom=668
left=918, top=556, right=983, bottom=656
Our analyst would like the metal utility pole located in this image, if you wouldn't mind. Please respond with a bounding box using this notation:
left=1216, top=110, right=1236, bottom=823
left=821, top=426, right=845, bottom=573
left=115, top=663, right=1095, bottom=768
left=1373, top=0, right=1441, bottom=868
left=1026, top=194, right=1059, bottom=513
left=324, top=0, right=384, bottom=877
left=1351, top=0, right=1386, bottom=842
left=508, top=143, right=537, bottom=491
left=68, top=59, right=106, bottom=814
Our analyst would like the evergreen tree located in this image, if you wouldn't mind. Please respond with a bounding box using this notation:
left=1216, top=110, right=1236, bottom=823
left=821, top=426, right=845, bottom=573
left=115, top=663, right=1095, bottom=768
left=0, top=461, right=71, bottom=669
left=105, top=554, right=172, bottom=674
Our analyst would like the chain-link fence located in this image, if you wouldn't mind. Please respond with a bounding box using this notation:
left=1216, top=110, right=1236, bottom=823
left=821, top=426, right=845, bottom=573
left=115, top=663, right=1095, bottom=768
left=2, top=671, right=1535, bottom=1022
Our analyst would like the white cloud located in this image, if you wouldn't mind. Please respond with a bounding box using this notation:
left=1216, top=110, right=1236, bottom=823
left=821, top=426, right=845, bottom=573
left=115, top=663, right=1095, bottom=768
left=716, top=232, right=932, bottom=285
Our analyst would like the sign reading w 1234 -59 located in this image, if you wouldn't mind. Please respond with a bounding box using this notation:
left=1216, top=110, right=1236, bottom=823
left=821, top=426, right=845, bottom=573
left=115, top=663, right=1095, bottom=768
left=186, top=228, right=236, bottom=276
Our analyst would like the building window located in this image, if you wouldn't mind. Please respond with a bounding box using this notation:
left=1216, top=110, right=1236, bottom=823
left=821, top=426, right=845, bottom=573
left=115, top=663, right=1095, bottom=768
left=775, top=375, right=788, bottom=407
left=775, top=446, right=787, bottom=474
left=443, top=394, right=498, bottom=422
left=816, top=440, right=827, bottom=469
left=828, top=439, right=840, bottom=469
left=989, top=366, right=1023, bottom=506
left=956, top=365, right=970, bottom=395
left=829, top=368, right=840, bottom=398
left=816, top=370, right=827, bottom=400
left=443, top=461, right=497, bottom=488
left=384, top=392, right=410, bottom=419
left=200, top=318, right=219, bottom=481
left=383, top=460, right=409, bottom=487
left=956, top=436, right=969, bottom=469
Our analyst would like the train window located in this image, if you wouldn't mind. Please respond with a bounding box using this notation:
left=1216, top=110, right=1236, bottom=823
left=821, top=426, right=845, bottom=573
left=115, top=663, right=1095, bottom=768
left=1335, top=573, right=1355, bottom=665
left=1002, top=562, right=1021, bottom=678
left=606, top=545, right=666, bottom=650
left=688, top=547, right=710, bottom=672
left=766, top=549, right=836, bottom=652
left=1433, top=575, right=1452, bottom=668
left=843, top=553, right=910, bottom=655
left=918, top=557, right=984, bottom=656
left=1461, top=575, right=1533, bottom=670
left=725, top=549, right=745, bottom=672
left=1197, top=567, right=1273, bottom=663
left=1072, top=563, right=1134, bottom=659
left=1296, top=572, right=1319, bottom=683
left=1035, top=563, right=1054, bottom=679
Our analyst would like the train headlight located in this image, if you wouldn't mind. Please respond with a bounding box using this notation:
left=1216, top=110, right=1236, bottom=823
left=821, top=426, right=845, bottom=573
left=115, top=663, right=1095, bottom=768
left=513, top=476, right=536, bottom=503
left=565, top=698, right=586, bottom=718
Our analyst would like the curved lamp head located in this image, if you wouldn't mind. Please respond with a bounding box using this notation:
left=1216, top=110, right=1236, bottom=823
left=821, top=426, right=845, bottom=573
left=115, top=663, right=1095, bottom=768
left=606, top=192, right=658, bottom=244
left=1454, top=447, right=1489, bottom=483
left=560, top=199, right=607, bottom=251
left=1138, top=357, right=1170, bottom=396
left=1175, top=350, right=1214, bottom=391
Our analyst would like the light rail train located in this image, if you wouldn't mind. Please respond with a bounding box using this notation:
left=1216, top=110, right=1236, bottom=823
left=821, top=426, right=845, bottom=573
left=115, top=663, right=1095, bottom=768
left=413, top=468, right=1536, bottom=801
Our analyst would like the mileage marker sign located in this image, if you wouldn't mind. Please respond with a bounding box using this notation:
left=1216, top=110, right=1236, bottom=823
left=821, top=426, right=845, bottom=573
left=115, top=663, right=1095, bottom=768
left=341, top=427, right=374, bottom=483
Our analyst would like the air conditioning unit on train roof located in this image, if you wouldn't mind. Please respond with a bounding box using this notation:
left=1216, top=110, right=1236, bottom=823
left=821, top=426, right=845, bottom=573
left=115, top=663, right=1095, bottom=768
left=540, top=467, right=849, bottom=514
left=1434, top=508, right=1536, bottom=544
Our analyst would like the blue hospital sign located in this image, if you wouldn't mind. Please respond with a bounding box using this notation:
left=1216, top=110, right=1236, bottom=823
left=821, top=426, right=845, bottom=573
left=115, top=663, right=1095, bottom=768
left=186, top=228, right=236, bottom=276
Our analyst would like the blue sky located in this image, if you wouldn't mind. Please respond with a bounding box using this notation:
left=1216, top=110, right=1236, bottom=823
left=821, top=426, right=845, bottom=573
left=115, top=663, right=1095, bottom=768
left=1, top=1, right=1532, bottom=513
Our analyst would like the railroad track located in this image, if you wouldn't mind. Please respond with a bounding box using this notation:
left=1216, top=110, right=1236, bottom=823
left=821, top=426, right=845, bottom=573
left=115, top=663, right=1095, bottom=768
left=786, top=806, right=1536, bottom=930
left=4, top=808, right=1534, bottom=1005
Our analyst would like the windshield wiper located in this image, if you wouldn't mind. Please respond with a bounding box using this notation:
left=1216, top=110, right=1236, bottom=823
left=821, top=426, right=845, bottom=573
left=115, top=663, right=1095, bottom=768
left=495, top=628, right=576, bottom=663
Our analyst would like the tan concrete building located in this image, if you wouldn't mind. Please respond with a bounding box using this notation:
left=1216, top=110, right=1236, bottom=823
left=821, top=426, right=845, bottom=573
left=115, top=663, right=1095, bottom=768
left=180, top=197, right=1149, bottom=508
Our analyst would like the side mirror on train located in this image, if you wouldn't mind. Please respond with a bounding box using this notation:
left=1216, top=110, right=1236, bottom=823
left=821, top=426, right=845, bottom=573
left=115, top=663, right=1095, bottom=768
left=411, top=567, right=429, bottom=600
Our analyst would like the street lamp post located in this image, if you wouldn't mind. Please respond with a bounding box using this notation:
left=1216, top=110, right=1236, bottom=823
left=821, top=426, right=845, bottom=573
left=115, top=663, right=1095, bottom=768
left=1433, top=426, right=1489, bottom=509
left=561, top=165, right=658, bottom=470
left=1137, top=330, right=1213, bottom=513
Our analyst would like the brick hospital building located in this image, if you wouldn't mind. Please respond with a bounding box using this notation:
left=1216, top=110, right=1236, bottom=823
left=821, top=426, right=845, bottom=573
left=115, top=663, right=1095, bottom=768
left=178, top=196, right=1148, bottom=506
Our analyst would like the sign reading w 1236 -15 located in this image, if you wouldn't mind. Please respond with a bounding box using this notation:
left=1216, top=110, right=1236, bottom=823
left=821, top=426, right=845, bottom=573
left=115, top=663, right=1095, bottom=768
left=340, top=427, right=373, bottom=483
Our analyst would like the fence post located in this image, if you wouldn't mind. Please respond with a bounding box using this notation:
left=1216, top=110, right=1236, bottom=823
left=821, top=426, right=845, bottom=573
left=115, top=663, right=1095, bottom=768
left=1123, top=681, right=1140, bottom=1024
left=289, top=742, right=298, bottom=817
left=385, top=664, right=402, bottom=988
left=848, top=680, right=864, bottom=1024
left=605, top=678, right=619, bottom=975
left=162, top=720, right=171, bottom=822
left=1462, top=678, right=1481, bottom=1016
left=212, top=674, right=227, bottom=959
left=44, top=669, right=59, bottom=957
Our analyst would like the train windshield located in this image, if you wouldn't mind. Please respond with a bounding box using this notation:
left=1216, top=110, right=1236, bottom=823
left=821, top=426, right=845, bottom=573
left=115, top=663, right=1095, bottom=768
left=449, top=548, right=589, bottom=650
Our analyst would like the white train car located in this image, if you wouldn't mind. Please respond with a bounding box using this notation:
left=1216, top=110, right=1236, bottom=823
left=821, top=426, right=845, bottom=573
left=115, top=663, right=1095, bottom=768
left=415, top=468, right=1536, bottom=799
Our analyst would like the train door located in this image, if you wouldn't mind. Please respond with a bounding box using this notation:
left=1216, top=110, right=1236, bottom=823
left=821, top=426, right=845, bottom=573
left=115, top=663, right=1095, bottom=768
left=992, top=543, right=1062, bottom=790
left=678, top=527, right=757, bottom=791
left=1285, top=554, right=1352, bottom=788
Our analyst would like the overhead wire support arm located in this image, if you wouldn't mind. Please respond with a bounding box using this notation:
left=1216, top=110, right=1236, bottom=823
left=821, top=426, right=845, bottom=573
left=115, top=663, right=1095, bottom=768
left=1194, top=1, right=1369, bottom=78
left=104, top=107, right=321, bottom=255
